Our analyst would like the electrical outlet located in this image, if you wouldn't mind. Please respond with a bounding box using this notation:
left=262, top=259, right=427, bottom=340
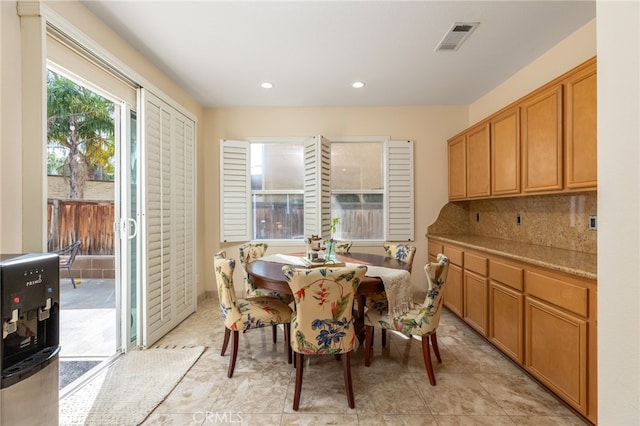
left=589, top=215, right=597, bottom=230
left=516, top=213, right=522, bottom=225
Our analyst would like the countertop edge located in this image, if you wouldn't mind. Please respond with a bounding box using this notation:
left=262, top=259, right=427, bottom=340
left=428, top=234, right=597, bottom=281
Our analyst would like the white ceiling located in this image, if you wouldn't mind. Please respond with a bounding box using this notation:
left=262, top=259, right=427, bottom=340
left=81, top=1, right=595, bottom=108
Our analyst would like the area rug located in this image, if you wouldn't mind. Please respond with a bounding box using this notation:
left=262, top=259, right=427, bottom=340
left=59, top=346, right=204, bottom=425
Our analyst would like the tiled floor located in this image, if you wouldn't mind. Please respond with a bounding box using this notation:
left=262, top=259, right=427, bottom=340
left=143, top=297, right=588, bottom=425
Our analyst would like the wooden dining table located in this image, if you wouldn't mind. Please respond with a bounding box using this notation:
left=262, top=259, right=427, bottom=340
left=246, top=252, right=412, bottom=339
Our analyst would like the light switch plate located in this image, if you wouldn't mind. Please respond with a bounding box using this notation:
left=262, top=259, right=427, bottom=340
left=589, top=215, right=597, bottom=230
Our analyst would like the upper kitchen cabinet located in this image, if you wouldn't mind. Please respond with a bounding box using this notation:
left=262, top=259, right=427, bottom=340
left=447, top=123, right=490, bottom=200
left=448, top=135, right=467, bottom=200
left=466, top=123, right=491, bottom=198
left=521, top=84, right=563, bottom=193
left=565, top=59, right=597, bottom=190
left=446, top=57, right=597, bottom=201
left=491, top=107, right=521, bottom=195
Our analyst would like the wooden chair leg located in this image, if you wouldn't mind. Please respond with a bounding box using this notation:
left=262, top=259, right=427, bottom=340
left=431, top=332, right=442, bottom=363
left=285, top=323, right=292, bottom=364
left=221, top=328, right=231, bottom=356
left=364, top=325, right=373, bottom=367
left=272, top=324, right=277, bottom=343
left=342, top=351, right=355, bottom=408
left=293, top=353, right=304, bottom=410
left=381, top=329, right=387, bottom=347
left=227, top=330, right=239, bottom=378
left=421, top=335, right=436, bottom=386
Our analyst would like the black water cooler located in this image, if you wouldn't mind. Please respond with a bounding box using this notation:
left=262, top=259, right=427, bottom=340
left=0, top=253, right=60, bottom=425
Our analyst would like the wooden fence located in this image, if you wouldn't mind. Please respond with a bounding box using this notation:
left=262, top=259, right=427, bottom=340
left=47, top=199, right=115, bottom=255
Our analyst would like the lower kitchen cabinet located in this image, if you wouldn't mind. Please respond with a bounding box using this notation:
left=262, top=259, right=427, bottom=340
left=525, top=297, right=588, bottom=414
left=489, top=282, right=524, bottom=362
left=464, top=270, right=488, bottom=336
left=427, top=238, right=597, bottom=424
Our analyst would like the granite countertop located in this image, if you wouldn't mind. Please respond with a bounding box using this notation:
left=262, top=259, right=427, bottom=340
left=427, top=233, right=597, bottom=280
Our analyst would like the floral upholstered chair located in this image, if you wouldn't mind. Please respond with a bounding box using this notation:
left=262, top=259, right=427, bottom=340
left=239, top=242, right=294, bottom=342
left=365, top=242, right=417, bottom=345
left=334, top=240, right=353, bottom=255
left=239, top=242, right=292, bottom=301
left=214, top=255, right=292, bottom=378
left=282, top=265, right=367, bottom=410
left=364, top=254, right=449, bottom=385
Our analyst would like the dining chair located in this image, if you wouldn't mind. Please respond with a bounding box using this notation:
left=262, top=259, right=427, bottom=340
left=214, top=255, right=293, bottom=378
left=364, top=254, right=449, bottom=385
left=54, top=240, right=82, bottom=289
left=366, top=242, right=417, bottom=345
left=282, top=264, right=367, bottom=410
left=239, top=242, right=294, bottom=343
left=335, top=240, right=353, bottom=254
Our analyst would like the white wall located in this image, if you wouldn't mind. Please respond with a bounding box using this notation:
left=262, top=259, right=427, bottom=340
left=597, top=1, right=640, bottom=424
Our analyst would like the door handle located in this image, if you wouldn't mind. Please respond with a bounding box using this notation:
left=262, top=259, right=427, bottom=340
left=127, top=218, right=138, bottom=240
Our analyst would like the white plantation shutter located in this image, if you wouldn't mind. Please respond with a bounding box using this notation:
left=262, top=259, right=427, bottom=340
left=304, top=136, right=331, bottom=238
left=386, top=140, right=414, bottom=241
left=220, top=140, right=251, bottom=242
left=141, top=89, right=196, bottom=347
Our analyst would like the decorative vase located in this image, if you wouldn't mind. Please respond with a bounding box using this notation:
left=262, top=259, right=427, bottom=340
left=325, top=240, right=336, bottom=262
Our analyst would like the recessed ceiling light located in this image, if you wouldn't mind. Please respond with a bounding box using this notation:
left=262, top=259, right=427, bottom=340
left=352, top=81, right=365, bottom=89
left=261, top=82, right=273, bottom=89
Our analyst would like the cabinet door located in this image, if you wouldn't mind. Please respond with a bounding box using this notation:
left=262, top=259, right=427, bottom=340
left=463, top=270, right=488, bottom=335
left=466, top=123, right=491, bottom=198
left=565, top=61, right=597, bottom=189
left=525, top=297, right=588, bottom=414
left=491, top=107, right=520, bottom=195
left=443, top=263, right=463, bottom=317
left=521, top=84, right=563, bottom=193
left=447, top=135, right=466, bottom=200
left=489, top=282, right=523, bottom=363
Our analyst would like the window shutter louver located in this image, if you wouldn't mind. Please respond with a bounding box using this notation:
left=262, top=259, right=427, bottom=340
left=141, top=89, right=196, bottom=347
left=220, top=140, right=251, bottom=242
left=386, top=140, right=414, bottom=241
left=304, top=136, right=331, bottom=238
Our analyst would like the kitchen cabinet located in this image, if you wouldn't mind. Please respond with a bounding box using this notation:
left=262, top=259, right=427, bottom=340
left=488, top=260, right=524, bottom=362
left=491, top=107, right=520, bottom=195
left=446, top=57, right=597, bottom=200
left=524, top=269, right=593, bottom=417
left=565, top=60, right=597, bottom=189
left=442, top=244, right=463, bottom=317
left=447, top=135, right=466, bottom=200
left=427, top=237, right=597, bottom=423
left=462, top=252, right=488, bottom=335
left=521, top=84, right=563, bottom=193
left=466, top=123, right=491, bottom=198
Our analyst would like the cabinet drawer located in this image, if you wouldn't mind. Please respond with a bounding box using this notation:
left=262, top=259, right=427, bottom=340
left=428, top=241, right=443, bottom=258
left=443, top=245, right=463, bottom=266
left=465, top=253, right=487, bottom=276
left=490, top=260, right=523, bottom=291
left=525, top=271, right=588, bottom=317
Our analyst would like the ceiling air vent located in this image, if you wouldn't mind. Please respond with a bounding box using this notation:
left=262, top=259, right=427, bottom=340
left=435, top=22, right=480, bottom=52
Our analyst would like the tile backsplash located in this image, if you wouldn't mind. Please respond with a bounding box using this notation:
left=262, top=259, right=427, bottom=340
left=428, top=192, right=597, bottom=254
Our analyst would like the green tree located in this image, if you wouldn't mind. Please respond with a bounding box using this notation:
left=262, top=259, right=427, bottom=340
left=47, top=70, right=115, bottom=199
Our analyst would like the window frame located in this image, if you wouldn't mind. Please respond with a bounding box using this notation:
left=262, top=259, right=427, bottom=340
left=220, top=136, right=414, bottom=244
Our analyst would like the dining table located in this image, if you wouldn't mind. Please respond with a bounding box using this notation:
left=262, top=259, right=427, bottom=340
left=245, top=252, right=412, bottom=340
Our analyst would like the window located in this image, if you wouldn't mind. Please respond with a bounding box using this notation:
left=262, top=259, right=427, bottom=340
left=251, top=143, right=304, bottom=239
left=331, top=142, right=384, bottom=240
left=220, top=137, right=413, bottom=242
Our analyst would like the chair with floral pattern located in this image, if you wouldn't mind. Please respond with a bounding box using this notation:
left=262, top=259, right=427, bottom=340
left=282, top=265, right=367, bottom=410
left=364, top=254, right=449, bottom=385
left=239, top=242, right=294, bottom=342
left=365, top=242, right=417, bottom=345
left=214, top=255, right=293, bottom=378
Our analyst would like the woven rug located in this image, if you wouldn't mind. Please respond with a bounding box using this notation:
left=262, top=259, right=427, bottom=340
left=59, top=346, right=204, bottom=425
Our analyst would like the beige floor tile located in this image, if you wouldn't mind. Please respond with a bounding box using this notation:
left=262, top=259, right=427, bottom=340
left=509, top=415, right=589, bottom=425
left=280, top=413, right=358, bottom=425
left=357, top=414, right=439, bottom=426
left=434, top=415, right=517, bottom=425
